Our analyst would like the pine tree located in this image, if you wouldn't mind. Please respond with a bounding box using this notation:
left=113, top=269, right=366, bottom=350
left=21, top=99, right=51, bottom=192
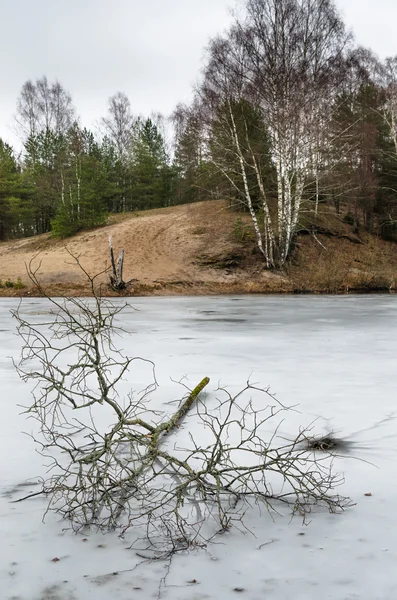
left=0, top=140, right=35, bottom=240
left=130, top=118, right=174, bottom=210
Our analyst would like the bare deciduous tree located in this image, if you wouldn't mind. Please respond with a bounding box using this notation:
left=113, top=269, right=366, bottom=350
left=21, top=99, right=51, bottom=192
left=101, top=92, right=136, bottom=159
left=16, top=80, right=40, bottom=139
left=380, top=57, right=397, bottom=157
left=16, top=76, right=75, bottom=140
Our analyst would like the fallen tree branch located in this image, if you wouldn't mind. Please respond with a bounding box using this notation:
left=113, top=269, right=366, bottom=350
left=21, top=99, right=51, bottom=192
left=12, top=490, right=47, bottom=503
left=12, top=255, right=352, bottom=552
left=153, top=377, right=210, bottom=443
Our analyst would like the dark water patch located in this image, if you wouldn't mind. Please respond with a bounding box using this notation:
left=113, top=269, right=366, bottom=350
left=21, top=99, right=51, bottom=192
left=191, top=317, right=247, bottom=324
left=208, top=317, right=247, bottom=323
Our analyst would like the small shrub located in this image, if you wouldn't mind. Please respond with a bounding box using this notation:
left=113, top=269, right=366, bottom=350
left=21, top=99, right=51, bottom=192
left=15, top=277, right=25, bottom=290
left=380, top=219, right=397, bottom=242
left=343, top=212, right=358, bottom=227
left=0, top=278, right=25, bottom=290
left=351, top=271, right=394, bottom=292
left=232, top=217, right=253, bottom=243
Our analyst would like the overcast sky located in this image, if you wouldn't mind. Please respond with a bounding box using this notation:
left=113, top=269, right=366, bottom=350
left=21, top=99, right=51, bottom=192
left=1, top=0, right=397, bottom=149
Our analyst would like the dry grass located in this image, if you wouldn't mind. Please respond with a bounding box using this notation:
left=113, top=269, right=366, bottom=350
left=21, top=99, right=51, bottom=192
left=287, top=233, right=397, bottom=293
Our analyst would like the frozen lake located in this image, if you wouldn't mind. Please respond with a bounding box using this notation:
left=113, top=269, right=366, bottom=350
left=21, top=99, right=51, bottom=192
left=1, top=294, right=397, bottom=600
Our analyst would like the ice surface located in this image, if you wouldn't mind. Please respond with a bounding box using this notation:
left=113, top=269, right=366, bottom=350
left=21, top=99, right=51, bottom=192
left=1, top=294, right=397, bottom=599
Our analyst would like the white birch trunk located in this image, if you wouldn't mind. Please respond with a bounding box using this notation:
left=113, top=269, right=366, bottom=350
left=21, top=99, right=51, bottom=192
left=243, top=116, right=276, bottom=268
left=389, top=108, right=397, bottom=157
left=61, top=172, right=65, bottom=206
left=227, top=101, right=268, bottom=262
left=251, top=154, right=275, bottom=268
left=76, top=160, right=81, bottom=219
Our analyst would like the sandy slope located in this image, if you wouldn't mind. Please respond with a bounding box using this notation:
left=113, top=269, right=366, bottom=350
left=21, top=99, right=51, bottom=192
left=1, top=199, right=395, bottom=297
left=0, top=201, right=286, bottom=296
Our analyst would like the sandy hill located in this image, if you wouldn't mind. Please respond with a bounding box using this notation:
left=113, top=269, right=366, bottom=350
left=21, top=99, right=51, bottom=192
left=0, top=200, right=396, bottom=296
left=0, top=201, right=285, bottom=296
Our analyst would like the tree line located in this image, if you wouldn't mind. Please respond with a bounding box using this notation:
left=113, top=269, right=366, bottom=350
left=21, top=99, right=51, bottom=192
left=174, top=0, right=397, bottom=266
left=2, top=0, right=397, bottom=267
left=0, top=83, right=177, bottom=239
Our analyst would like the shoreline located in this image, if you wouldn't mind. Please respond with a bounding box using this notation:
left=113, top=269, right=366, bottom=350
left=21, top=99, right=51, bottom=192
left=1, top=279, right=395, bottom=298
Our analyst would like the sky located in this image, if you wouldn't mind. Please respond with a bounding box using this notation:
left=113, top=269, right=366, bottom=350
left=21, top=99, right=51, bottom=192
left=1, top=0, right=397, bottom=150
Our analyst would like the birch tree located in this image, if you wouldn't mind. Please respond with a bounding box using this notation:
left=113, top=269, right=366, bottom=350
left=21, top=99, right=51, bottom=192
left=100, top=92, right=138, bottom=212
left=51, top=127, right=108, bottom=237
left=193, top=0, right=350, bottom=267
left=16, top=77, right=75, bottom=141
left=381, top=57, right=397, bottom=157
left=372, top=56, right=397, bottom=236
left=101, top=92, right=136, bottom=159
